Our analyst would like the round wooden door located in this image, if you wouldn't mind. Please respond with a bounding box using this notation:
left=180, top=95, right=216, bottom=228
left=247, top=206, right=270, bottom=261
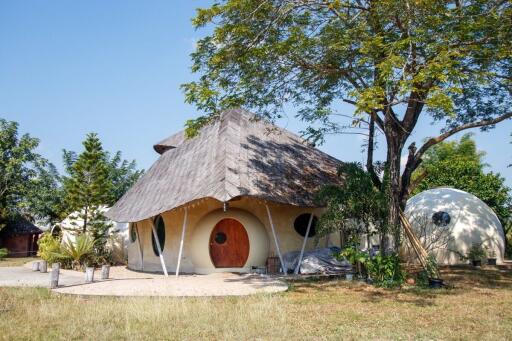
left=209, top=218, right=250, bottom=268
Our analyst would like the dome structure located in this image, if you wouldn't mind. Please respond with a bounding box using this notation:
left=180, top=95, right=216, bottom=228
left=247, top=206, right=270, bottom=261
left=405, top=187, right=505, bottom=265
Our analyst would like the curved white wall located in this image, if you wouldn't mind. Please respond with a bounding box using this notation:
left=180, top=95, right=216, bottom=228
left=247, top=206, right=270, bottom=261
left=190, top=208, right=269, bottom=274
left=405, top=187, right=506, bottom=265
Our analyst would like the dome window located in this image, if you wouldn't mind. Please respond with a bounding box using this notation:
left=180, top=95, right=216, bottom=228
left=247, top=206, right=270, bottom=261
left=432, top=211, right=451, bottom=227
left=130, top=223, right=137, bottom=243
left=294, top=213, right=318, bottom=238
left=152, top=215, right=166, bottom=256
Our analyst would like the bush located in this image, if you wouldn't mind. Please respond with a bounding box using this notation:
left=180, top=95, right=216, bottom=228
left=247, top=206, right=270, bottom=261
left=467, top=243, right=486, bottom=261
left=54, top=234, right=95, bottom=270
left=37, top=232, right=62, bottom=265
left=0, top=248, right=8, bottom=260
left=366, top=253, right=405, bottom=288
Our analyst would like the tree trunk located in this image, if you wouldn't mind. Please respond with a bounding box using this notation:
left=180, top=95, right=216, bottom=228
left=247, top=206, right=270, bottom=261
left=385, top=131, right=404, bottom=252
left=83, top=205, right=88, bottom=233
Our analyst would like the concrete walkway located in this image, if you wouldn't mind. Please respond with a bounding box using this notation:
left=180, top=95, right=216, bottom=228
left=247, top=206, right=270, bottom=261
left=0, top=262, right=288, bottom=297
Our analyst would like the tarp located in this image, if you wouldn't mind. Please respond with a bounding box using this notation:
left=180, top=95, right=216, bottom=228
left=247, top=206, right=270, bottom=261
left=283, top=247, right=352, bottom=274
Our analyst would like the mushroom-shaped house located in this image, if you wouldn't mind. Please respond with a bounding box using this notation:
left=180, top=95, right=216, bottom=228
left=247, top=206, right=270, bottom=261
left=106, top=108, right=344, bottom=274
left=405, top=187, right=506, bottom=265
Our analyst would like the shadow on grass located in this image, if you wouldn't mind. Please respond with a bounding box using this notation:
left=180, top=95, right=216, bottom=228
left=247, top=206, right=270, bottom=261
left=285, top=265, right=512, bottom=307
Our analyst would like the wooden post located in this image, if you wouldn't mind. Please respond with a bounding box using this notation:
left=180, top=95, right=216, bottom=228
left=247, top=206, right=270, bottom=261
left=39, top=260, right=48, bottom=273
left=151, top=219, right=168, bottom=277
left=101, top=265, right=110, bottom=280
left=265, top=204, right=287, bottom=275
left=85, top=267, right=95, bottom=283
left=134, top=224, right=144, bottom=271
left=294, top=213, right=314, bottom=275
left=49, top=263, right=60, bottom=288
left=175, top=207, right=188, bottom=278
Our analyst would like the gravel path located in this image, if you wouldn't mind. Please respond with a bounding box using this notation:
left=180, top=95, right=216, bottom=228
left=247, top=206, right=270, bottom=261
left=0, top=262, right=288, bottom=297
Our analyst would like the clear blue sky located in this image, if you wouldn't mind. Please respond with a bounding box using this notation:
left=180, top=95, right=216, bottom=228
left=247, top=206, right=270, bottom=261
left=1, top=1, right=511, bottom=186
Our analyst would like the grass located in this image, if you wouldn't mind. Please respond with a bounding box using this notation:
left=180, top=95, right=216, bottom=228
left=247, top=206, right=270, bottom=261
left=0, top=257, right=38, bottom=267
left=0, top=266, right=511, bottom=340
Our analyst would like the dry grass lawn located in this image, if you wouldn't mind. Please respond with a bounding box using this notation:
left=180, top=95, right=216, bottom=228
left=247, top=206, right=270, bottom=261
left=0, top=266, right=511, bottom=340
left=0, top=257, right=38, bottom=268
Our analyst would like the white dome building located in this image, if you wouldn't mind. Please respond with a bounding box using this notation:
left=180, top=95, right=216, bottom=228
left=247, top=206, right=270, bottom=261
left=405, top=187, right=506, bottom=265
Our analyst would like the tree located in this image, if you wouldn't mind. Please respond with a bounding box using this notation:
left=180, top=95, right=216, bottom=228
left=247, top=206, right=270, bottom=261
left=316, top=162, right=388, bottom=249
left=62, top=133, right=112, bottom=233
left=182, top=0, right=512, bottom=249
left=0, top=118, right=63, bottom=228
left=106, top=151, right=144, bottom=203
left=412, top=134, right=511, bottom=228
left=63, top=149, right=143, bottom=205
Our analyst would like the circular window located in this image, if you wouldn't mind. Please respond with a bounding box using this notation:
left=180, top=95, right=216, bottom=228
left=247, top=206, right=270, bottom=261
left=152, top=215, right=166, bottom=256
left=130, top=224, right=137, bottom=243
left=214, top=232, right=227, bottom=244
left=432, top=211, right=451, bottom=227
left=294, top=213, right=318, bottom=238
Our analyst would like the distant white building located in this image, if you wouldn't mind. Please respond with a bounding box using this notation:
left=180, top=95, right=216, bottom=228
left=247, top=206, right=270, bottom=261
left=405, top=187, right=506, bottom=265
left=55, top=206, right=129, bottom=264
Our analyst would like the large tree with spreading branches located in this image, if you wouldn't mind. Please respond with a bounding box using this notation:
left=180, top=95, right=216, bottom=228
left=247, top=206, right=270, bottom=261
left=182, top=0, right=511, bottom=248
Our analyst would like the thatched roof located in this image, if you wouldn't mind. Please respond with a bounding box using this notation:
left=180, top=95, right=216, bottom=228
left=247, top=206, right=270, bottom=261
left=1, top=216, right=43, bottom=236
left=106, top=108, right=344, bottom=222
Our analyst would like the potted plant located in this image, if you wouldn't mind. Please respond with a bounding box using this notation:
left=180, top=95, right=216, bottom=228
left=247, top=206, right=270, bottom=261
left=486, top=247, right=497, bottom=266
left=426, top=255, right=443, bottom=289
left=467, top=243, right=486, bottom=267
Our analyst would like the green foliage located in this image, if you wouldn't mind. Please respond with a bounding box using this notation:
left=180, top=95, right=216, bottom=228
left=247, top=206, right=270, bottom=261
left=365, top=253, right=405, bottom=288
left=0, top=248, right=7, bottom=260
left=62, top=133, right=112, bottom=227
left=183, top=1, right=510, bottom=139
left=340, top=244, right=405, bottom=287
left=54, top=234, right=95, bottom=270
left=316, top=162, right=388, bottom=244
left=466, top=243, right=486, bottom=261
left=37, top=232, right=62, bottom=265
left=0, top=118, right=63, bottom=227
left=413, top=134, right=511, bottom=224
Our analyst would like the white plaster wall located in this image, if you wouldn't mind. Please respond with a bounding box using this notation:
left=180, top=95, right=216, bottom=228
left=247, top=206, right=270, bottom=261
left=126, top=197, right=338, bottom=274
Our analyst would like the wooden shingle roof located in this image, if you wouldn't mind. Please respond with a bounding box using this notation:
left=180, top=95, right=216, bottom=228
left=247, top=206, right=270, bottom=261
left=106, top=108, right=344, bottom=222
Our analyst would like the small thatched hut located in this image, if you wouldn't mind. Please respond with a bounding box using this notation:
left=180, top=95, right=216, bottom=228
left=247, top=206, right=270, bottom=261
left=0, top=216, right=42, bottom=257
left=106, top=108, right=344, bottom=275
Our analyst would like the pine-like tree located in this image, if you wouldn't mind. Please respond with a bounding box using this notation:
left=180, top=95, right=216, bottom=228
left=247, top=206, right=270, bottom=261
left=63, top=133, right=112, bottom=234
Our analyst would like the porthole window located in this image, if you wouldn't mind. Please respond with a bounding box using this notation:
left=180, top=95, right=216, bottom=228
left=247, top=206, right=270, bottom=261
left=152, top=215, right=166, bottom=256
left=432, top=211, right=451, bottom=227
left=130, top=224, right=137, bottom=243
left=214, top=232, right=227, bottom=244
left=294, top=213, right=318, bottom=238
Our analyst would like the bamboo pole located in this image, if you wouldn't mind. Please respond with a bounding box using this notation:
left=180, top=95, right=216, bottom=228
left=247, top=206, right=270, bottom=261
left=265, top=204, right=287, bottom=275
left=151, top=218, right=168, bottom=277
left=134, top=223, right=144, bottom=271
left=294, top=213, right=314, bottom=275
left=399, top=210, right=440, bottom=278
left=175, top=207, right=188, bottom=278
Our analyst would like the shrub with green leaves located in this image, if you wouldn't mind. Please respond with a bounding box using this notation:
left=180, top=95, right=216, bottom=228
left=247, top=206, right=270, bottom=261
left=365, top=253, right=405, bottom=288
left=54, top=234, right=94, bottom=270
left=0, top=248, right=8, bottom=260
left=37, top=232, right=62, bottom=264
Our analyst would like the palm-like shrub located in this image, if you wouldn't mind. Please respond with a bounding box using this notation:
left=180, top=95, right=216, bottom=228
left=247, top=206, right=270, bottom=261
left=54, top=234, right=94, bottom=270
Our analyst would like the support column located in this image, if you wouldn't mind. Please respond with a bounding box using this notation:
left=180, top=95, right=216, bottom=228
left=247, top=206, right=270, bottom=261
left=265, top=204, right=287, bottom=275
left=294, top=213, right=314, bottom=275
left=134, top=223, right=144, bottom=271
left=175, top=207, right=188, bottom=278
left=151, top=218, right=168, bottom=277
